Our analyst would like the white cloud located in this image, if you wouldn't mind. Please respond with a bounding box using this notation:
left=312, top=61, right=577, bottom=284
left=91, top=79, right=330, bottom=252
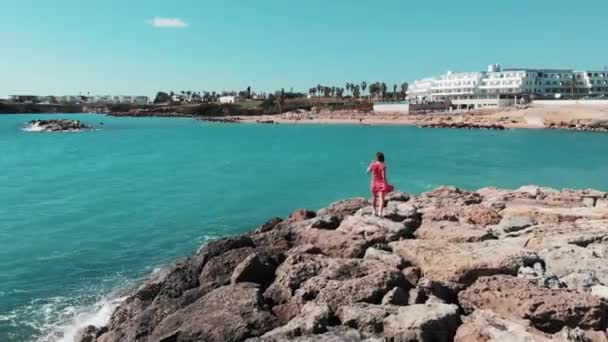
left=147, top=17, right=188, bottom=28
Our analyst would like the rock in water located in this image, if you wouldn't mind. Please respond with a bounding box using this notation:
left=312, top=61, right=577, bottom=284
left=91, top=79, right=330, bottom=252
left=24, top=119, right=91, bottom=132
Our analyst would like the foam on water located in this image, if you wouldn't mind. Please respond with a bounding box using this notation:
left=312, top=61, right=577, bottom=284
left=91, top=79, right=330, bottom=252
left=37, top=295, right=126, bottom=342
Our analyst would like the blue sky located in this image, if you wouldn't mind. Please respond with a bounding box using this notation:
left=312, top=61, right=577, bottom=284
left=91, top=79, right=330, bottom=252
left=1, top=0, right=607, bottom=97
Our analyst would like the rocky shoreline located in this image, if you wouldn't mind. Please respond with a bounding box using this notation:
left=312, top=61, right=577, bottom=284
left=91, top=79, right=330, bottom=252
left=78, top=185, right=608, bottom=341
left=545, top=119, right=608, bottom=132
left=419, top=122, right=506, bottom=130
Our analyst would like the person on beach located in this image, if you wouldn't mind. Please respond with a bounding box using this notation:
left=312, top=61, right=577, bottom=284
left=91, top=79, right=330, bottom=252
left=367, top=152, right=394, bottom=216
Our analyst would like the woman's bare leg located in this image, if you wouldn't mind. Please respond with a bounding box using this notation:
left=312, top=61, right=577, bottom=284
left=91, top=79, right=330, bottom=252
left=378, top=192, right=385, bottom=216
left=372, top=192, right=378, bottom=216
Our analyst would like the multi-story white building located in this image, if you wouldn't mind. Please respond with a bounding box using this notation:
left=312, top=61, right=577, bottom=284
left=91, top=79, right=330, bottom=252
left=409, top=64, right=608, bottom=109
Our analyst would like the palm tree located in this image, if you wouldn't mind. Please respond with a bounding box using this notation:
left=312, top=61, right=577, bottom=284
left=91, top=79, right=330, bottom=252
left=360, top=81, right=367, bottom=99
left=401, top=82, right=409, bottom=99
left=317, top=84, right=323, bottom=97
left=393, top=84, right=397, bottom=99
left=381, top=83, right=387, bottom=100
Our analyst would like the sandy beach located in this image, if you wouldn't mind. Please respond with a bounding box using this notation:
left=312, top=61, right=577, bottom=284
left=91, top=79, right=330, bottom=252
left=230, top=103, right=608, bottom=130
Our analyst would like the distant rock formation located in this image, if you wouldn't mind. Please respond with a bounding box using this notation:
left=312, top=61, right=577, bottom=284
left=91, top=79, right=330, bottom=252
left=24, top=119, right=90, bottom=132
left=78, top=186, right=608, bottom=342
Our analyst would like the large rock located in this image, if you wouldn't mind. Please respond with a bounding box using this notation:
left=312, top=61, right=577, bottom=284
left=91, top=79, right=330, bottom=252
left=295, top=258, right=406, bottom=310
left=336, top=303, right=461, bottom=341
left=258, top=303, right=333, bottom=340
left=425, top=205, right=502, bottom=227
left=150, top=283, right=276, bottom=342
left=199, top=247, right=254, bottom=293
left=103, top=259, right=199, bottom=341
left=454, top=309, right=554, bottom=342
left=363, top=247, right=407, bottom=269
left=458, top=275, right=608, bottom=333
left=193, top=235, right=255, bottom=274
left=390, top=239, right=541, bottom=295
left=231, top=253, right=278, bottom=288
left=293, top=228, right=371, bottom=258
left=538, top=243, right=608, bottom=291
left=337, top=215, right=415, bottom=242
left=265, top=254, right=405, bottom=323
left=415, top=220, right=496, bottom=242
left=507, top=219, right=608, bottom=250
left=382, top=303, right=461, bottom=341
left=317, top=197, right=370, bottom=220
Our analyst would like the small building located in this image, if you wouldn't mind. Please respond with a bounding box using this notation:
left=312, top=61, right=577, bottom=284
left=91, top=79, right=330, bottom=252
left=8, top=95, right=40, bottom=103
left=132, top=96, right=149, bottom=105
left=219, top=95, right=239, bottom=104
left=60, top=95, right=82, bottom=104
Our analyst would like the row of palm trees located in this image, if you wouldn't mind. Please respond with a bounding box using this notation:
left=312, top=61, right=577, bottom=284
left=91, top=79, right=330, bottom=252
left=308, top=81, right=409, bottom=100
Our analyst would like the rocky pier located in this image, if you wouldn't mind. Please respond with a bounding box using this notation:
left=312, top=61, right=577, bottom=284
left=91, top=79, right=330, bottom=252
left=78, top=185, right=608, bottom=342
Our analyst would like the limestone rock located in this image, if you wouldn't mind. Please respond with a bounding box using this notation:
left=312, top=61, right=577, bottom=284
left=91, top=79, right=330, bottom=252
left=288, top=209, right=317, bottom=222
left=458, top=275, right=608, bottom=333
left=363, top=247, right=407, bottom=269
left=390, top=239, right=541, bottom=294
left=310, top=215, right=341, bottom=230
left=382, top=303, right=461, bottom=341
left=454, top=309, right=554, bottom=342
left=415, top=220, right=496, bottom=242
left=338, top=215, right=415, bottom=243
left=317, top=198, right=369, bottom=220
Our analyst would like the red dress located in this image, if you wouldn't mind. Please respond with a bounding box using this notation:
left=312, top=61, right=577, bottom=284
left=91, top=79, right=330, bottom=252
left=370, top=161, right=394, bottom=193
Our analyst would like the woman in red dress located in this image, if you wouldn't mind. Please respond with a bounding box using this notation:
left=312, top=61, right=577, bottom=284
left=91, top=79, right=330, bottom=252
left=366, top=152, right=394, bottom=216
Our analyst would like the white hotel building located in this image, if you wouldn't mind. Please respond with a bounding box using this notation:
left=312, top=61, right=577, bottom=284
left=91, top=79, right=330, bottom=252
left=408, top=64, right=608, bottom=109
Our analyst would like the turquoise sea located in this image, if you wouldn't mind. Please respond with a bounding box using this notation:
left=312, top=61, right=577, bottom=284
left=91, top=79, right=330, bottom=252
left=1, top=113, right=608, bottom=341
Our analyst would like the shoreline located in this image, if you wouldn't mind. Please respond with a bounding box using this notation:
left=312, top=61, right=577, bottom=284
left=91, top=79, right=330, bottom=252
left=76, top=185, right=608, bottom=342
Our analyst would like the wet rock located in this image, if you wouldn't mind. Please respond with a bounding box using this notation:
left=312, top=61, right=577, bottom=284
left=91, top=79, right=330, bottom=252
left=458, top=275, right=608, bottom=333
left=25, top=119, right=90, bottom=132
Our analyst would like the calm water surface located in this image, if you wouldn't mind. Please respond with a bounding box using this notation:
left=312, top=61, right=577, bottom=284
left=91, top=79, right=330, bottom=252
left=1, top=113, right=607, bottom=341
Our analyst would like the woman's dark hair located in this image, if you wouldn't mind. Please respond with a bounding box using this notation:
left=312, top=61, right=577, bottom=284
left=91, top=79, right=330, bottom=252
left=376, top=152, right=385, bottom=162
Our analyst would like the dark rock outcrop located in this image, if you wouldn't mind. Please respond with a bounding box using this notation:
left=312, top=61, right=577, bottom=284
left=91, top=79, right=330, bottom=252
left=24, top=119, right=90, bottom=132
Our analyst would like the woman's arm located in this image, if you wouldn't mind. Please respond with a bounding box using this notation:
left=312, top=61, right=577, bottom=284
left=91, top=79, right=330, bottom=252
left=381, top=166, right=388, bottom=182
left=366, top=162, right=373, bottom=174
